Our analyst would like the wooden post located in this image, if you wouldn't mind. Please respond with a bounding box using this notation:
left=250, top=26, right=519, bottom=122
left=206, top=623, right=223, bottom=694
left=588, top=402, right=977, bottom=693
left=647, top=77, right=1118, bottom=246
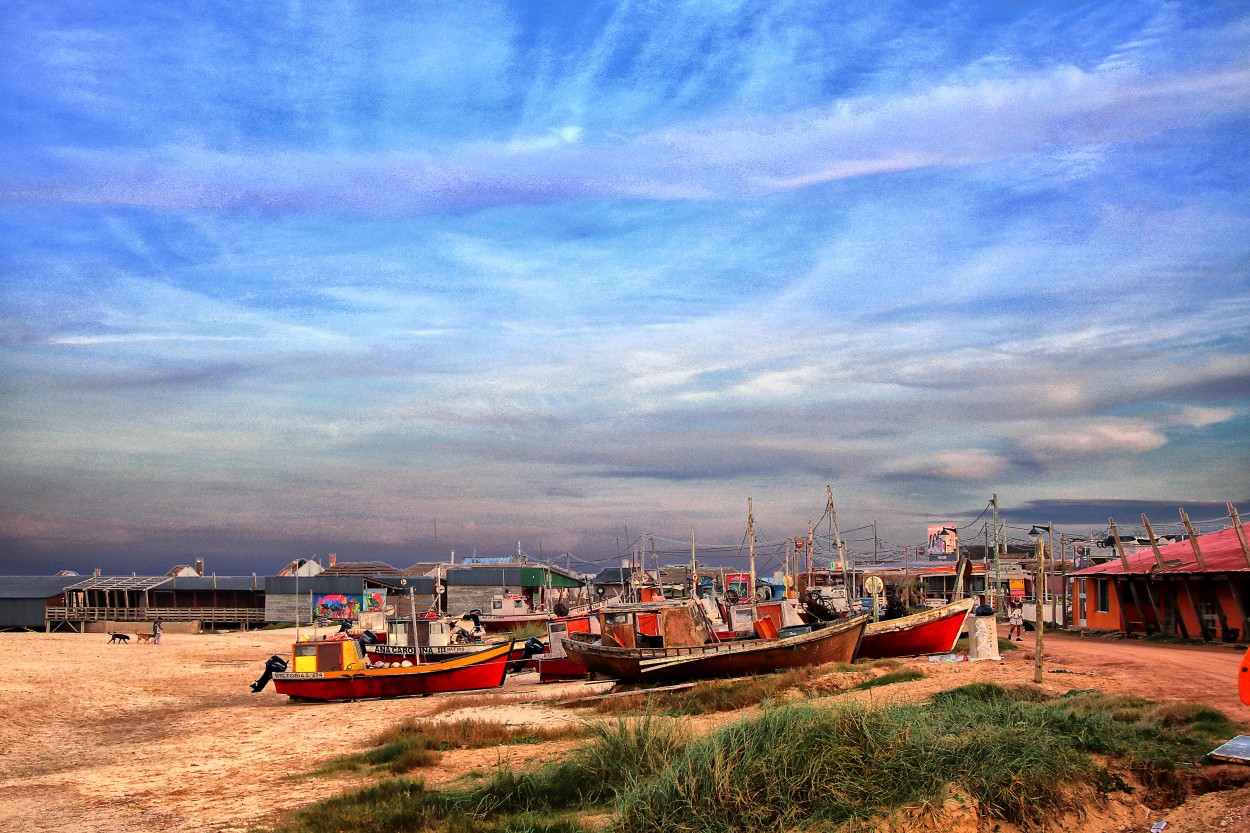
left=1229, top=504, right=1250, bottom=568
left=1115, top=580, right=1132, bottom=633
left=1206, top=577, right=1231, bottom=639
left=1141, top=514, right=1166, bottom=570
left=1226, top=577, right=1250, bottom=644
left=1130, top=517, right=1166, bottom=633
left=1109, top=518, right=1151, bottom=635
left=1182, top=579, right=1210, bottom=641
left=1140, top=580, right=1165, bottom=637
left=1167, top=579, right=1189, bottom=638
left=1179, top=508, right=1206, bottom=569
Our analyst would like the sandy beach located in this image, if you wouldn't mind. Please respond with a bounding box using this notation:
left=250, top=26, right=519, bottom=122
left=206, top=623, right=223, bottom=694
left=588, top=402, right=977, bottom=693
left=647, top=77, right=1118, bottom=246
left=0, top=626, right=1246, bottom=833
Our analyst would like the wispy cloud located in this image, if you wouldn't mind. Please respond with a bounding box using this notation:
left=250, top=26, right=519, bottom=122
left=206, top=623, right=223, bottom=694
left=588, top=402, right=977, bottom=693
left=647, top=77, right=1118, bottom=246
left=5, top=66, right=1247, bottom=214
left=1, top=2, right=1247, bottom=570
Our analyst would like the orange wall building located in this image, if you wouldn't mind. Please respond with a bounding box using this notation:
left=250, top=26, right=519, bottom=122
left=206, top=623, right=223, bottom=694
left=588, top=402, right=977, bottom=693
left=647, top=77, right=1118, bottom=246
left=1070, top=520, right=1250, bottom=642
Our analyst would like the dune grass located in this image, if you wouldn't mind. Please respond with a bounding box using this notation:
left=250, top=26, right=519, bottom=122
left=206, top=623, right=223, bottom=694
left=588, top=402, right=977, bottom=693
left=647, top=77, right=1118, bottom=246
left=312, top=718, right=587, bottom=776
left=259, top=684, right=1242, bottom=833
left=849, top=668, right=925, bottom=690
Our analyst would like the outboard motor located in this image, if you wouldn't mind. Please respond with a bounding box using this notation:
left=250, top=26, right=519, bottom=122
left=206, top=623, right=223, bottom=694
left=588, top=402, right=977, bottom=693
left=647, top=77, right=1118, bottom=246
left=250, top=654, right=288, bottom=693
left=512, top=636, right=545, bottom=672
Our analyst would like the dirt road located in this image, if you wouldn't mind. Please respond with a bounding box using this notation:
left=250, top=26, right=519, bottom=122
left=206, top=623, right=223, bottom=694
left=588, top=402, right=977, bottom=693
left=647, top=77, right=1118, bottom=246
left=1016, top=628, right=1250, bottom=720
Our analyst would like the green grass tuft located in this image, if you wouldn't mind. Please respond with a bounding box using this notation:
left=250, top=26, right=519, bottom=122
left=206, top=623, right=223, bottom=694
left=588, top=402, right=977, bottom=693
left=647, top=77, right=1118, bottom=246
left=850, top=668, right=925, bottom=690
left=313, top=718, right=586, bottom=776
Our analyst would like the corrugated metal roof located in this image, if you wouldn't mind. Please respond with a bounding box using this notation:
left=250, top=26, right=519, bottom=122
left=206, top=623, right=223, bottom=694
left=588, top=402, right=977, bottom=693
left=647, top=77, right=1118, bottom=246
left=0, top=576, right=80, bottom=599
left=265, top=576, right=370, bottom=594
left=162, top=576, right=262, bottom=591
left=1072, top=522, right=1250, bottom=576
left=64, top=576, right=171, bottom=592
left=320, top=561, right=403, bottom=577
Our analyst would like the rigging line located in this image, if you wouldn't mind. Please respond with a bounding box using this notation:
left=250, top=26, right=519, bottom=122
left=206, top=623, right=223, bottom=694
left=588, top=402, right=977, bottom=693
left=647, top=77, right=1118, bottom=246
left=952, top=501, right=993, bottom=531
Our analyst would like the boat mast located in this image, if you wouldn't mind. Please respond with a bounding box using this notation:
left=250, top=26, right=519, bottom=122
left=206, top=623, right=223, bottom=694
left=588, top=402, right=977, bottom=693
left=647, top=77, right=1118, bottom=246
left=828, top=486, right=849, bottom=596
left=807, top=519, right=814, bottom=593
left=748, top=497, right=758, bottom=622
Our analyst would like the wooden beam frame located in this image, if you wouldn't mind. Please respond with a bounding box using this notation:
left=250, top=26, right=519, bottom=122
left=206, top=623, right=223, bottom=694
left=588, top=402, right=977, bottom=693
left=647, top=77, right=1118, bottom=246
left=1140, top=579, right=1165, bottom=637
left=1182, top=579, right=1210, bottom=642
left=1179, top=508, right=1207, bottom=569
left=1165, top=579, right=1189, bottom=639
left=1229, top=503, right=1250, bottom=569
left=1114, top=579, right=1132, bottom=634
left=1226, top=576, right=1250, bottom=643
left=1109, top=518, right=1151, bottom=635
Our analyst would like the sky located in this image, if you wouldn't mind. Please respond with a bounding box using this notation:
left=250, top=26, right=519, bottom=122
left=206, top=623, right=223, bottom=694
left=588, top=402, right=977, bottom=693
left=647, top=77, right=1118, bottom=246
left=1, top=1, right=1248, bottom=577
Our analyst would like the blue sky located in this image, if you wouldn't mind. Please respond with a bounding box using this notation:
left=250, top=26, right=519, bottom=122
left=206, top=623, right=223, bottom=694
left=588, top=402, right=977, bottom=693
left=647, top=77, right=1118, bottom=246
left=2, top=1, right=1248, bottom=575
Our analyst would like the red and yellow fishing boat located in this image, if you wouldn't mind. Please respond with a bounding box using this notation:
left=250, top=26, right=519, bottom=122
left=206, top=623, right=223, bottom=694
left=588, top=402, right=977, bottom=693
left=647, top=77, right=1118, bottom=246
left=265, top=635, right=515, bottom=702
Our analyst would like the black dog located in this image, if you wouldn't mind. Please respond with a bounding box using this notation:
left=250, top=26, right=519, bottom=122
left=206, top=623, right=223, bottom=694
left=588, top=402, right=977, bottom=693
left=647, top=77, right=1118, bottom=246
left=108, top=632, right=130, bottom=644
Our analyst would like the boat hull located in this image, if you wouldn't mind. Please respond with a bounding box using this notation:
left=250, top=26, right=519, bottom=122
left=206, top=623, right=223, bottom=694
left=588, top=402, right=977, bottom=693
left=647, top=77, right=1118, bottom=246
left=562, top=614, right=867, bottom=684
left=272, top=641, right=513, bottom=702
left=536, top=655, right=590, bottom=682
left=857, top=599, right=974, bottom=659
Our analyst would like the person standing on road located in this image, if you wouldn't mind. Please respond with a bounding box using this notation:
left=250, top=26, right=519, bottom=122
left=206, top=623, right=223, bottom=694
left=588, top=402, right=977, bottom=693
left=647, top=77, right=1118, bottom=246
left=152, top=617, right=163, bottom=645
left=1007, top=602, right=1024, bottom=641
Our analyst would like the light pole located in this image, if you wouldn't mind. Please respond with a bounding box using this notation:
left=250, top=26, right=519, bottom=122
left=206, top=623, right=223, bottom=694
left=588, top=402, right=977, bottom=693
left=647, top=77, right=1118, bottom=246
left=1028, top=524, right=1051, bottom=684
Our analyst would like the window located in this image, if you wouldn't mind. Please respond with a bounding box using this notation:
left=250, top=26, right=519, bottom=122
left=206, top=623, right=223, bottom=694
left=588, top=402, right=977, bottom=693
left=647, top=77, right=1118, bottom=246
left=1096, top=579, right=1109, bottom=614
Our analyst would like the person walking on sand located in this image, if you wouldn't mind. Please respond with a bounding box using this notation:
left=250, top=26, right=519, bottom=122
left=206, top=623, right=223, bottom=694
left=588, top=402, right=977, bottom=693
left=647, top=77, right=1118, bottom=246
left=1007, top=602, right=1024, bottom=641
left=152, top=617, right=163, bottom=645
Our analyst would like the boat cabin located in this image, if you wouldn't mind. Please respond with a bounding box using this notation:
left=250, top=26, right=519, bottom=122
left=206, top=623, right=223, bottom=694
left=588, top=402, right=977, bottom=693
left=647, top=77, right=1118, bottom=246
left=391, top=616, right=452, bottom=648
left=292, top=637, right=366, bottom=674
left=491, top=593, right=531, bottom=615
left=599, top=601, right=711, bottom=649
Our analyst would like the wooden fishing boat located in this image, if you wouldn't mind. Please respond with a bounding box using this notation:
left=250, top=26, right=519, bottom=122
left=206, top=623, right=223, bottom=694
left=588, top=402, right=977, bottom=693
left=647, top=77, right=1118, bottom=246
left=856, top=598, right=974, bottom=659
left=269, top=636, right=514, bottom=702
left=562, top=600, right=868, bottom=684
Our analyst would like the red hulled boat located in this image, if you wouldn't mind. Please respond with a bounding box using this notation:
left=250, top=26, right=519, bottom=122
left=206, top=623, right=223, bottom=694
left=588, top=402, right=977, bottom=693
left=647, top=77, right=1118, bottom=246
left=269, top=636, right=514, bottom=702
left=856, top=598, right=974, bottom=659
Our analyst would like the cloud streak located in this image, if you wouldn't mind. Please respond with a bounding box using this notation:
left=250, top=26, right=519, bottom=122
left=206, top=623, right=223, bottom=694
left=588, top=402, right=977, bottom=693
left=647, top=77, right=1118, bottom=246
left=5, top=66, right=1248, bottom=215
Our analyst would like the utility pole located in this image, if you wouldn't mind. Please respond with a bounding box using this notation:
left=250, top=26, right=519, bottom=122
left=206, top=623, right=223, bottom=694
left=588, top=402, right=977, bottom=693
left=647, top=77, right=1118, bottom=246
left=903, top=542, right=910, bottom=606
left=690, top=527, right=697, bottom=597
left=991, top=494, right=1001, bottom=613
left=984, top=523, right=991, bottom=603
left=807, top=519, right=814, bottom=591
left=1034, top=533, right=1045, bottom=684
left=1059, top=532, right=1067, bottom=627
left=748, top=497, right=758, bottom=623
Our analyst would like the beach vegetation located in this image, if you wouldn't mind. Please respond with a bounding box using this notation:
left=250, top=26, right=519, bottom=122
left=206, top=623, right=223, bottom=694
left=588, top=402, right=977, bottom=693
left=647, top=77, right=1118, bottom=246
left=312, top=718, right=586, bottom=776
left=259, top=685, right=1242, bottom=833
